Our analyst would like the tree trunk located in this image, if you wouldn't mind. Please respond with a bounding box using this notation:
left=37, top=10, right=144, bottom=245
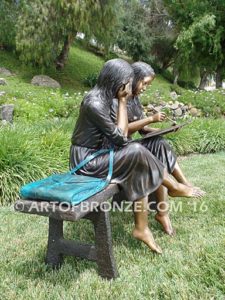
left=216, top=66, right=223, bottom=89
left=199, top=70, right=208, bottom=90
left=56, top=34, right=75, bottom=70
left=173, top=66, right=179, bottom=84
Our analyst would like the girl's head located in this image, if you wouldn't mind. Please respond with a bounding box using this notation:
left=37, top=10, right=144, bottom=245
left=131, top=62, right=155, bottom=96
left=97, top=58, right=134, bottom=100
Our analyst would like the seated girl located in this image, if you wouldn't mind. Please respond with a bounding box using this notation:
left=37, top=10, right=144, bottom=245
left=110, top=61, right=205, bottom=235
left=70, top=59, right=205, bottom=254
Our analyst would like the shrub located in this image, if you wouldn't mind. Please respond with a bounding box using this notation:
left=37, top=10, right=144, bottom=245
left=1, top=117, right=225, bottom=205
left=0, top=119, right=72, bottom=205
left=179, top=89, right=225, bottom=118
left=167, top=118, right=225, bottom=155
left=0, top=90, right=82, bottom=122
left=169, top=84, right=183, bottom=95
left=0, top=1, right=19, bottom=50
left=83, top=73, right=98, bottom=88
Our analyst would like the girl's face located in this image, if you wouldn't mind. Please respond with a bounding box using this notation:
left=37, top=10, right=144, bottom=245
left=117, top=78, right=133, bottom=98
left=134, top=75, right=154, bottom=96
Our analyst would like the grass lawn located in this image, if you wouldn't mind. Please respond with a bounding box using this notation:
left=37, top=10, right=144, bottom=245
left=0, top=152, right=224, bottom=300
left=0, top=43, right=104, bottom=92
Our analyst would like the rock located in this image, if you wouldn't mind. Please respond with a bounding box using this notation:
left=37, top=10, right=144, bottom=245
left=159, top=101, right=166, bottom=106
left=0, top=78, right=7, bottom=85
left=170, top=102, right=179, bottom=110
left=0, top=91, right=6, bottom=97
left=1, top=120, right=8, bottom=126
left=31, top=75, right=61, bottom=88
left=0, top=104, right=14, bottom=123
left=170, top=91, right=178, bottom=100
left=183, top=105, right=189, bottom=111
left=190, top=107, right=198, bottom=117
left=174, top=108, right=183, bottom=117
left=147, top=104, right=155, bottom=111
left=0, top=67, right=13, bottom=76
left=154, top=106, right=163, bottom=112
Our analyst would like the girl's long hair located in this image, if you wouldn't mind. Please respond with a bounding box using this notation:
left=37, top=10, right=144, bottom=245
left=131, top=62, right=155, bottom=93
left=85, top=59, right=134, bottom=104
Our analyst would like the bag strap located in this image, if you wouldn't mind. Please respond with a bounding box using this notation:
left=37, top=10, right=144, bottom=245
left=70, top=148, right=114, bottom=183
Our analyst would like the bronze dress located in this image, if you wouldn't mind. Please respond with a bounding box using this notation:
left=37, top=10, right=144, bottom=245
left=111, top=97, right=177, bottom=174
left=70, top=94, right=165, bottom=202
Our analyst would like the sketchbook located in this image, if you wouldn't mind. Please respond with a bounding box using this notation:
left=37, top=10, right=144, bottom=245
left=129, top=121, right=191, bottom=143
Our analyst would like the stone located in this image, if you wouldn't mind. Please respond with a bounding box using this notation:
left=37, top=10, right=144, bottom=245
left=0, top=91, right=6, bottom=97
left=190, top=107, right=198, bottom=117
left=147, top=104, right=155, bottom=111
left=0, top=78, right=7, bottom=85
left=170, top=102, right=179, bottom=110
left=1, top=104, right=14, bottom=123
left=159, top=101, right=166, bottom=106
left=0, top=67, right=13, bottom=76
left=170, top=91, right=178, bottom=100
left=154, top=106, right=163, bottom=112
left=1, top=120, right=8, bottom=126
left=31, top=75, right=61, bottom=88
left=174, top=108, right=183, bottom=117
left=183, top=105, right=189, bottom=111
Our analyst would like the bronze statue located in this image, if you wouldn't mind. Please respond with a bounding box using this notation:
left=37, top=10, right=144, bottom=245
left=70, top=59, right=205, bottom=254
left=110, top=61, right=206, bottom=236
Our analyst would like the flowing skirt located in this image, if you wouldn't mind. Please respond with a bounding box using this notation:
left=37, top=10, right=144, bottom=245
left=140, top=136, right=177, bottom=174
left=70, top=142, right=165, bottom=202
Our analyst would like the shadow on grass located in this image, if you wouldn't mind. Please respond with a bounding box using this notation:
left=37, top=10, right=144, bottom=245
left=10, top=206, right=167, bottom=284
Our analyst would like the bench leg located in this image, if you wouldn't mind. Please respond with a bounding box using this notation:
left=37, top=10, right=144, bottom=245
left=89, top=204, right=119, bottom=280
left=45, top=217, right=64, bottom=269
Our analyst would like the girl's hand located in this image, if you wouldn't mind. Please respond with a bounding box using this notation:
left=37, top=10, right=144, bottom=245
left=152, top=112, right=166, bottom=122
left=117, top=82, right=132, bottom=102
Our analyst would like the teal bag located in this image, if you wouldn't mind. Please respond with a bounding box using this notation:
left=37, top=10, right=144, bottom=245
left=20, top=148, right=114, bottom=205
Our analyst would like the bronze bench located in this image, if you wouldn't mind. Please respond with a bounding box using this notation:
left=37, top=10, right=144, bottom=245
left=14, top=183, right=120, bottom=280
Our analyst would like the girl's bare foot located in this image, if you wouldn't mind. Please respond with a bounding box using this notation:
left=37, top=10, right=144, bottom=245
left=155, top=213, right=175, bottom=236
left=183, top=180, right=194, bottom=187
left=132, top=227, right=162, bottom=254
left=168, top=183, right=206, bottom=198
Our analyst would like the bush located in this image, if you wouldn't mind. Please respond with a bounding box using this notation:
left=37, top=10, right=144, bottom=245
left=0, top=1, right=19, bottom=50
left=170, top=84, right=183, bottom=95
left=1, top=117, right=225, bottom=205
left=83, top=73, right=98, bottom=88
left=0, top=89, right=82, bottom=122
left=179, top=89, right=225, bottom=117
left=167, top=118, right=225, bottom=155
left=0, top=119, right=72, bottom=205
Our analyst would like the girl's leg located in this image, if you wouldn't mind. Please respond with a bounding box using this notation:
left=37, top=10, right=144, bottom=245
left=154, top=186, right=175, bottom=236
left=162, top=169, right=205, bottom=198
left=132, top=196, right=162, bottom=254
left=172, top=161, right=194, bottom=187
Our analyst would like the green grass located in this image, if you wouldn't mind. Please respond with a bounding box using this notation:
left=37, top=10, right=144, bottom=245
left=0, top=42, right=104, bottom=92
left=142, top=77, right=225, bottom=118
left=1, top=117, right=225, bottom=205
left=0, top=153, right=224, bottom=299
left=0, top=43, right=105, bottom=122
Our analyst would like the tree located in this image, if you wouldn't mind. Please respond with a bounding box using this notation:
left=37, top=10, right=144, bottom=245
left=117, top=0, right=177, bottom=70
left=164, top=0, right=225, bottom=88
left=15, top=0, right=118, bottom=68
left=0, top=0, right=21, bottom=50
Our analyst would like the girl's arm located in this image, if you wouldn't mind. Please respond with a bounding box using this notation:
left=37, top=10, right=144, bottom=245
left=117, top=99, right=128, bottom=136
left=128, top=112, right=166, bottom=135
